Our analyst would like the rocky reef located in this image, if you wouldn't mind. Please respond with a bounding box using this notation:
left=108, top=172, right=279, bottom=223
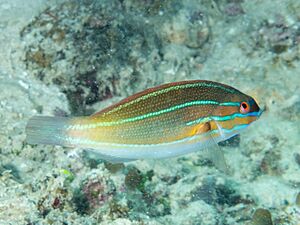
left=0, top=0, right=299, bottom=224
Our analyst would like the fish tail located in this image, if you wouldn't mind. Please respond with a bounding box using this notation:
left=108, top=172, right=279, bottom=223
left=26, top=116, right=71, bottom=146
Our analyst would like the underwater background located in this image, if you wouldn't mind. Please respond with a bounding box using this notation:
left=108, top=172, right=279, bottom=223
left=0, top=0, right=299, bottom=224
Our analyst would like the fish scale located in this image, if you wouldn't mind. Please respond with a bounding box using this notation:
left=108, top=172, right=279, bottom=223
left=26, top=80, right=262, bottom=162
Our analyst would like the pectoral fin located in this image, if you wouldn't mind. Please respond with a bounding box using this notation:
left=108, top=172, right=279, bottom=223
left=206, top=143, right=230, bottom=174
left=202, top=121, right=230, bottom=174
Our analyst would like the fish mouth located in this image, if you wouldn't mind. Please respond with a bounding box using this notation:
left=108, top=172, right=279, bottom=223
left=257, top=108, right=264, bottom=118
left=252, top=110, right=263, bottom=121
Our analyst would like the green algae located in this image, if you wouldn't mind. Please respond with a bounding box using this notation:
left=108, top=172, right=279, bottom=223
left=72, top=187, right=89, bottom=215
left=125, top=167, right=154, bottom=192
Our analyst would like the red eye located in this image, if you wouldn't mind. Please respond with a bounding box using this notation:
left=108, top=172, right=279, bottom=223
left=240, top=102, right=250, bottom=114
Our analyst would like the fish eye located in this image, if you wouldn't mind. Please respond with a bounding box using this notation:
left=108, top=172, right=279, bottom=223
left=240, top=101, right=250, bottom=114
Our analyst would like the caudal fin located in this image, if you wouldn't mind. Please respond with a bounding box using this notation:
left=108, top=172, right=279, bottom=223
left=26, top=116, right=71, bottom=146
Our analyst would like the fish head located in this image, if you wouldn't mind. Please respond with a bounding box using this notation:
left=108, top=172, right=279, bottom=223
left=211, top=92, right=263, bottom=141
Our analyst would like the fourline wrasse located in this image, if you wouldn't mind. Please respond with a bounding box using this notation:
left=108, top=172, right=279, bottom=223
left=26, top=80, right=262, bottom=167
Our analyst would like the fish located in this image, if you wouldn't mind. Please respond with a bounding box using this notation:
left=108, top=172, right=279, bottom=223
left=26, top=80, right=262, bottom=165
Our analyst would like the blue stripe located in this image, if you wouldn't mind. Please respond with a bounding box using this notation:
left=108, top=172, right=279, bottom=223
left=186, top=111, right=260, bottom=126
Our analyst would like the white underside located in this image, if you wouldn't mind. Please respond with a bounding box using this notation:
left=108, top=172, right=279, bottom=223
left=86, top=137, right=215, bottom=160
left=67, top=129, right=239, bottom=162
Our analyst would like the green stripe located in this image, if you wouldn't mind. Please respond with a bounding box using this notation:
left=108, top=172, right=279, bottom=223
left=69, top=100, right=240, bottom=130
left=104, top=81, right=238, bottom=115
left=219, top=102, right=240, bottom=106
